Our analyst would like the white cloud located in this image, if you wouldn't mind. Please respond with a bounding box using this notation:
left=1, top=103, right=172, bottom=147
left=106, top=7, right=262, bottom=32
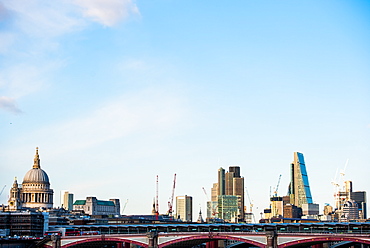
left=73, top=0, right=140, bottom=27
left=30, top=89, right=186, bottom=155
left=0, top=96, right=22, bottom=114
left=1, top=0, right=139, bottom=38
left=2, top=0, right=85, bottom=38
left=0, top=61, right=62, bottom=99
left=0, top=32, right=15, bottom=54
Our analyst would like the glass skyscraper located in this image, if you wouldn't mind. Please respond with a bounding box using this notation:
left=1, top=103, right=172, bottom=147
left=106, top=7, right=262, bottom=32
left=288, top=152, right=313, bottom=208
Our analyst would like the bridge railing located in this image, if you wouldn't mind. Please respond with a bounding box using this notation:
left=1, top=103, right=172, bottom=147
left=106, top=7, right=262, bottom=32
left=50, top=223, right=370, bottom=236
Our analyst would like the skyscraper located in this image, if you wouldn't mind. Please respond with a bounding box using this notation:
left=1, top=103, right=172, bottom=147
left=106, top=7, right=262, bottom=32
left=288, top=152, right=313, bottom=208
left=214, top=166, right=245, bottom=222
left=176, top=195, right=193, bottom=222
left=218, top=168, right=225, bottom=196
left=61, top=190, right=74, bottom=210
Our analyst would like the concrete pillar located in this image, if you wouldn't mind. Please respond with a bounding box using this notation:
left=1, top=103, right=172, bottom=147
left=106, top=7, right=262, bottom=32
left=51, top=234, right=61, bottom=248
left=266, top=230, right=277, bottom=248
left=147, top=232, right=158, bottom=248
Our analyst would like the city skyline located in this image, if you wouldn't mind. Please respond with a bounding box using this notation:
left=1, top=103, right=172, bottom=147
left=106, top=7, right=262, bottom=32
left=1, top=1, right=369, bottom=221
left=1, top=148, right=368, bottom=221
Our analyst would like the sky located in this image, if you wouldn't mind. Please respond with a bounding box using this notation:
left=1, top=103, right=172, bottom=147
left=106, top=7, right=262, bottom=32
left=0, top=0, right=369, bottom=221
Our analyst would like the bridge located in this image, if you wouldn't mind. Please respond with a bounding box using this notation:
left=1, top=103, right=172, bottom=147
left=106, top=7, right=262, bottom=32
left=41, top=223, right=370, bottom=248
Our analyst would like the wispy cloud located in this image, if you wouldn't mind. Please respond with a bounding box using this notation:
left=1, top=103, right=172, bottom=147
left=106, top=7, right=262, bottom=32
left=73, top=0, right=140, bottom=27
left=29, top=89, right=187, bottom=155
left=1, top=0, right=140, bottom=38
left=0, top=96, right=22, bottom=114
left=0, top=0, right=140, bottom=112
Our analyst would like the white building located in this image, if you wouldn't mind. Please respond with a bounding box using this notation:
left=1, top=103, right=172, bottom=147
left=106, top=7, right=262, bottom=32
left=61, top=190, right=74, bottom=210
left=176, top=195, right=192, bottom=222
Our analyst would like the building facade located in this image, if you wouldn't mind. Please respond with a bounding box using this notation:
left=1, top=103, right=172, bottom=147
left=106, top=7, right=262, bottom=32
left=218, top=195, right=238, bottom=222
left=61, top=191, right=74, bottom=210
left=288, top=152, right=313, bottom=208
left=73, top=197, right=120, bottom=216
left=8, top=147, right=54, bottom=210
left=215, top=166, right=245, bottom=222
left=0, top=211, right=49, bottom=237
left=176, top=195, right=192, bottom=222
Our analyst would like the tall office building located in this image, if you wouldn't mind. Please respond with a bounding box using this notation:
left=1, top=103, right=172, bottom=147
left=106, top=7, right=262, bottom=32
left=218, top=168, right=225, bottom=196
left=176, top=195, right=193, bottom=222
left=61, top=190, right=74, bottom=210
left=288, top=152, right=313, bottom=208
left=334, top=180, right=367, bottom=220
left=218, top=195, right=238, bottom=222
left=214, top=166, right=245, bottom=222
left=350, top=191, right=367, bottom=219
left=229, top=166, right=240, bottom=178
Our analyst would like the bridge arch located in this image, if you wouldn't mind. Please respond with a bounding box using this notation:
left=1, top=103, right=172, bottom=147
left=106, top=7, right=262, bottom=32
left=159, top=234, right=265, bottom=248
left=279, top=236, right=370, bottom=248
left=62, top=237, right=148, bottom=248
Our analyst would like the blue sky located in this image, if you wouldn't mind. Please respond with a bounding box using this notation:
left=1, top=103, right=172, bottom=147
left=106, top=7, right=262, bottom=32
left=0, top=0, right=369, bottom=220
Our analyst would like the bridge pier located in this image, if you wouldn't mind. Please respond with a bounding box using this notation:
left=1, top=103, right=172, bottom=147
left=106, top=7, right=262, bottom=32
left=51, top=234, right=61, bottom=248
left=147, top=231, right=158, bottom=248
left=266, top=230, right=277, bottom=248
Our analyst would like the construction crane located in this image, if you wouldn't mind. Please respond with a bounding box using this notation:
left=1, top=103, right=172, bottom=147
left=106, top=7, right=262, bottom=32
left=274, top=174, right=282, bottom=197
left=245, top=187, right=255, bottom=223
left=122, top=199, right=128, bottom=214
left=202, top=187, right=218, bottom=217
left=167, top=174, right=176, bottom=218
left=155, top=175, right=159, bottom=219
left=0, top=185, right=5, bottom=197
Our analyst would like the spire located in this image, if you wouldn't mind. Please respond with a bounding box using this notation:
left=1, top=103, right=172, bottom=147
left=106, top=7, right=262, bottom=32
left=151, top=198, right=157, bottom=215
left=12, top=177, right=18, bottom=188
left=33, top=147, right=40, bottom=169
left=197, top=207, right=204, bottom=223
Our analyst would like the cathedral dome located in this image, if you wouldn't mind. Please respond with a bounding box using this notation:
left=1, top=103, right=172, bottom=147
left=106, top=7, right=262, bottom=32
left=22, top=147, right=50, bottom=184
left=23, top=168, right=50, bottom=184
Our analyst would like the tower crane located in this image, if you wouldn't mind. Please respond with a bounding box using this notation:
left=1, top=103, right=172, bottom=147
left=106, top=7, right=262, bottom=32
left=245, top=187, right=255, bottom=223
left=155, top=175, right=159, bottom=219
left=0, top=185, right=5, bottom=197
left=274, top=174, right=282, bottom=197
left=202, top=187, right=218, bottom=217
left=122, top=199, right=128, bottom=214
left=167, top=174, right=176, bottom=218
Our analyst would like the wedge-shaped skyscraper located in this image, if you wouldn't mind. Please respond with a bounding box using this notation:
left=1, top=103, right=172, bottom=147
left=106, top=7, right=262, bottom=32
left=288, top=152, right=313, bottom=208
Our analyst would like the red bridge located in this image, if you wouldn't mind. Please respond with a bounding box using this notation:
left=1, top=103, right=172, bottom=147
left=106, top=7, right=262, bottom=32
left=43, top=223, right=370, bottom=248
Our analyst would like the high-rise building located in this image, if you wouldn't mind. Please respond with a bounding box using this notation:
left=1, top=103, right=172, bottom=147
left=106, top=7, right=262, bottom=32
left=350, top=191, right=367, bottom=219
left=218, top=168, right=225, bottom=196
left=176, top=195, right=192, bottom=222
left=213, top=166, right=245, bottom=222
left=229, top=166, right=240, bottom=178
left=218, top=195, right=238, bottom=222
left=61, top=191, right=74, bottom=210
left=333, top=180, right=367, bottom=221
left=288, top=152, right=313, bottom=208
